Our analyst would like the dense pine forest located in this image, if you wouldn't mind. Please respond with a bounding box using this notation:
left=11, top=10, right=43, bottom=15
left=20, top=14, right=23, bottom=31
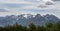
left=0, top=22, right=60, bottom=31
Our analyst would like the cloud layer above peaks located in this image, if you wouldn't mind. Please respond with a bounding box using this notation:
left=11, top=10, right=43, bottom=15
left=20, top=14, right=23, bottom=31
left=0, top=0, right=60, bottom=18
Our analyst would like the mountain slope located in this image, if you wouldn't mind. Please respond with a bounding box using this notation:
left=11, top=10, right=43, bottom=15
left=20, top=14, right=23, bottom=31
left=0, top=14, right=60, bottom=26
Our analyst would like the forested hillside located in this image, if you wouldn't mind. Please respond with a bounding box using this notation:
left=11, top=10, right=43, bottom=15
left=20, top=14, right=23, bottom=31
left=0, top=22, right=60, bottom=31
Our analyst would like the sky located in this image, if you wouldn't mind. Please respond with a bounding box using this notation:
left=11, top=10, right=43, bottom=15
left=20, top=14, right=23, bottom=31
left=0, top=0, right=60, bottom=18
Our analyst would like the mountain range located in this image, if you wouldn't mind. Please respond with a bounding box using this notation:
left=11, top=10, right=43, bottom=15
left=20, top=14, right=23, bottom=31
left=0, top=14, right=60, bottom=26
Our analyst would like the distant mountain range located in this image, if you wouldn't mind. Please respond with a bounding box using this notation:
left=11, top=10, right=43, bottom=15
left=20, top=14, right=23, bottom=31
left=0, top=14, right=60, bottom=26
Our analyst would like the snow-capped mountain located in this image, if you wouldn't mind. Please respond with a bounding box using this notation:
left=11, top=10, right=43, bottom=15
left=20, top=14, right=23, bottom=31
left=0, top=14, right=60, bottom=26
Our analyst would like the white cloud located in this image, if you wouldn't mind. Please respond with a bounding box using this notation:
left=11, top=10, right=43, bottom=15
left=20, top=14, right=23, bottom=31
left=0, top=0, right=60, bottom=18
left=0, top=0, right=32, bottom=4
left=0, top=0, right=40, bottom=4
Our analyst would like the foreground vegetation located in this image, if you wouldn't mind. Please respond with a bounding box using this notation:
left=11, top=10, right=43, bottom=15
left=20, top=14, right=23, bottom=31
left=0, top=22, right=60, bottom=31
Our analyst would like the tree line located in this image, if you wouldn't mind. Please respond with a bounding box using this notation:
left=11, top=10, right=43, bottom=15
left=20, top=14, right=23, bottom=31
left=0, top=22, right=60, bottom=31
